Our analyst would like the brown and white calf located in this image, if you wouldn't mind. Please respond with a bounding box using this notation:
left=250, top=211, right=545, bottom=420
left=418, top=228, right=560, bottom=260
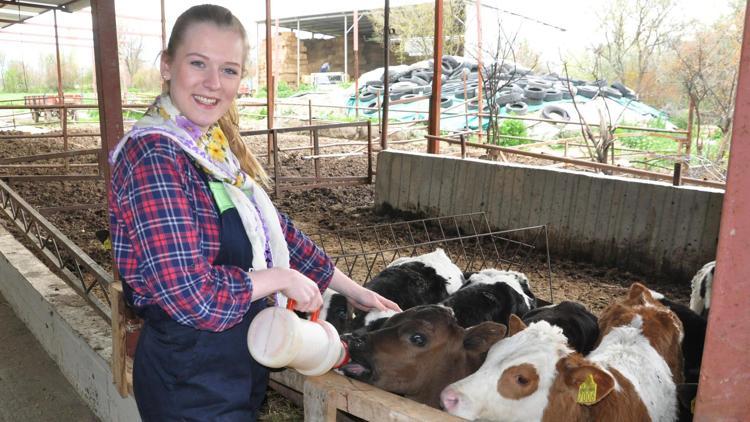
left=340, top=305, right=507, bottom=408
left=441, top=283, right=684, bottom=421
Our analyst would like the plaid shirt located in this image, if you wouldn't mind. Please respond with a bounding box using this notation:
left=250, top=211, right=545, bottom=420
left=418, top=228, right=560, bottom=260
left=109, top=133, right=333, bottom=332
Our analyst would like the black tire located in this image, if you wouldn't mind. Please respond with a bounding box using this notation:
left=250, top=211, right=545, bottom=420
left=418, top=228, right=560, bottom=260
left=455, top=88, right=477, bottom=100
left=543, top=88, right=563, bottom=102
left=32, top=110, right=40, bottom=123
left=412, top=71, right=433, bottom=82
left=592, top=79, right=608, bottom=88
left=600, top=86, right=623, bottom=99
left=440, top=96, right=453, bottom=108
left=523, top=86, right=546, bottom=101
left=467, top=99, right=480, bottom=110
left=577, top=85, right=599, bottom=99
left=525, top=98, right=543, bottom=106
left=506, top=101, right=528, bottom=115
left=541, top=104, right=571, bottom=122
left=363, top=102, right=379, bottom=115
left=359, top=91, right=377, bottom=102
left=496, top=90, right=523, bottom=106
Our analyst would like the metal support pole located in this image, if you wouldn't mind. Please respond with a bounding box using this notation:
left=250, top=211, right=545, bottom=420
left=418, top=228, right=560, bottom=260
left=53, top=10, right=67, bottom=171
left=381, top=0, right=390, bottom=150
left=427, top=0, right=443, bottom=154
left=354, top=9, right=360, bottom=118
left=475, top=0, right=483, bottom=143
left=344, top=14, right=348, bottom=79
left=265, top=0, right=274, bottom=166
left=694, top=1, right=750, bottom=418
left=160, top=0, right=166, bottom=51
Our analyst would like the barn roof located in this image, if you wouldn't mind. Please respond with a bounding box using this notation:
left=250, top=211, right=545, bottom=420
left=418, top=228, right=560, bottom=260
left=0, top=0, right=90, bottom=29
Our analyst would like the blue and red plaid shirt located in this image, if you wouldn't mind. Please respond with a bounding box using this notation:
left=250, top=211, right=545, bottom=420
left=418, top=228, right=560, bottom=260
left=109, top=133, right=334, bottom=332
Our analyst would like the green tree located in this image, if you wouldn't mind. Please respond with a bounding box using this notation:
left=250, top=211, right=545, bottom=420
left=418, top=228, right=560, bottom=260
left=368, top=1, right=465, bottom=62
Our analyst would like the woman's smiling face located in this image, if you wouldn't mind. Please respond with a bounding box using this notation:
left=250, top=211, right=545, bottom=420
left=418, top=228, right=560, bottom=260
left=161, top=22, right=244, bottom=130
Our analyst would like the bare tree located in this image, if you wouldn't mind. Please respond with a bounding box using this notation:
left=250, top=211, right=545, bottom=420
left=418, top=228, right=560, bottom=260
left=369, top=0, right=465, bottom=62
left=118, top=26, right=144, bottom=89
left=594, top=0, right=681, bottom=96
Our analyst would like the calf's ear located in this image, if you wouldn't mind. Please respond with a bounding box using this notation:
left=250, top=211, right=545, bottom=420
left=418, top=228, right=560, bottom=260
left=560, top=357, right=615, bottom=405
left=627, top=282, right=655, bottom=305
left=508, top=314, right=527, bottom=336
left=463, top=322, right=507, bottom=353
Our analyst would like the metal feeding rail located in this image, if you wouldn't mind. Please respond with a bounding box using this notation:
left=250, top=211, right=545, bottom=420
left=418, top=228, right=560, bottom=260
left=0, top=179, right=113, bottom=322
left=309, top=211, right=554, bottom=302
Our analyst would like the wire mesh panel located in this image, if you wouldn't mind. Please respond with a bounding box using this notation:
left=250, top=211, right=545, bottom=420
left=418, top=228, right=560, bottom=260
left=310, top=212, right=554, bottom=302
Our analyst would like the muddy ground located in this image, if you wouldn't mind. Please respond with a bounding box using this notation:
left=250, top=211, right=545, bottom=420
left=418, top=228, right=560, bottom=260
left=0, top=127, right=694, bottom=420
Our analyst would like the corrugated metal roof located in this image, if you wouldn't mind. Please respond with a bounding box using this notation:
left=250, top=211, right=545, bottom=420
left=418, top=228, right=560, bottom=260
left=258, top=10, right=378, bottom=39
left=0, top=0, right=90, bottom=29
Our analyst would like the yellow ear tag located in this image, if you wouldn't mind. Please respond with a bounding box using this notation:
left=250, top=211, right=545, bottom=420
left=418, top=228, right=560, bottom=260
left=690, top=398, right=696, bottom=414
left=103, top=238, right=112, bottom=251
left=576, top=374, right=598, bottom=405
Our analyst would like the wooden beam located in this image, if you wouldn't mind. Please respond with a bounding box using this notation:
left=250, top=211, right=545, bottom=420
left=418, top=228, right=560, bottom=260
left=381, top=0, right=390, bottom=150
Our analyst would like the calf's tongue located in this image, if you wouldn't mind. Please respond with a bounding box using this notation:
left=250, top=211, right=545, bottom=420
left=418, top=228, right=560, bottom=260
left=341, top=363, right=370, bottom=377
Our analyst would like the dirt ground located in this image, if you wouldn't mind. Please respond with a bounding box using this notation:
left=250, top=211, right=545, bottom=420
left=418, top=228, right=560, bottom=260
left=0, top=126, right=693, bottom=419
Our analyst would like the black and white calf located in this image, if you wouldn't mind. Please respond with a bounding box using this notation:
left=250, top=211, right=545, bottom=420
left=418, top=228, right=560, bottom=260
left=319, top=288, right=351, bottom=334
left=521, top=300, right=600, bottom=355
left=440, top=269, right=536, bottom=328
left=651, top=289, right=707, bottom=384
left=689, top=261, right=715, bottom=317
left=351, top=248, right=464, bottom=330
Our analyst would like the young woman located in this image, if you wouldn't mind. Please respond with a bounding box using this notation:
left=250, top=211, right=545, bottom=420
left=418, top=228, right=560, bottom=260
left=108, top=5, right=399, bottom=420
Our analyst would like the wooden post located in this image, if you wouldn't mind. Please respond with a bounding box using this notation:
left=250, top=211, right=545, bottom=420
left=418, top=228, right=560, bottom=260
left=367, top=120, right=373, bottom=183
left=685, top=96, right=695, bottom=176
left=381, top=0, right=390, bottom=149
left=273, top=130, right=281, bottom=197
left=427, top=0, right=443, bottom=154
left=313, top=129, right=320, bottom=179
left=308, top=99, right=313, bottom=146
left=296, top=19, right=300, bottom=88
left=160, top=0, right=166, bottom=51
left=672, top=163, right=682, bottom=186
left=344, top=14, right=348, bottom=79
left=460, top=134, right=466, bottom=158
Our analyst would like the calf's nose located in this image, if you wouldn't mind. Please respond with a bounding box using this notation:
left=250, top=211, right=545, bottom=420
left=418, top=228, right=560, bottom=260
left=440, top=387, right=461, bottom=413
left=341, top=332, right=365, bottom=351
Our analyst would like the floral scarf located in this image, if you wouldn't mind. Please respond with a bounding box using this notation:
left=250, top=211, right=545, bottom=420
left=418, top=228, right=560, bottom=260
left=110, top=94, right=290, bottom=275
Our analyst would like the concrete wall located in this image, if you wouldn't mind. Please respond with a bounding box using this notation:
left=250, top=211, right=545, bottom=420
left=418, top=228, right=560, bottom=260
left=0, top=227, right=140, bottom=421
left=375, top=150, right=723, bottom=281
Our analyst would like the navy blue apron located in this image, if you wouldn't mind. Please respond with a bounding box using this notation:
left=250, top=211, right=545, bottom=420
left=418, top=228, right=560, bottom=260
left=124, top=167, right=270, bottom=421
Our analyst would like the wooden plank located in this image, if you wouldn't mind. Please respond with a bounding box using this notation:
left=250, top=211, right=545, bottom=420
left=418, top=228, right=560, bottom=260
left=546, top=170, right=573, bottom=252
left=601, top=178, right=626, bottom=267
left=437, top=158, right=459, bottom=217
left=374, top=151, right=393, bottom=208
left=426, top=155, right=444, bottom=215
left=110, top=281, right=129, bottom=398
left=667, top=189, right=699, bottom=277
left=271, top=370, right=463, bottom=421
left=678, top=190, right=712, bottom=277
left=628, top=183, right=660, bottom=272
left=414, top=155, right=435, bottom=213
left=389, top=152, right=403, bottom=210
left=525, top=167, right=547, bottom=227
left=484, top=163, right=501, bottom=227
left=489, top=165, right=508, bottom=230
left=580, top=176, right=605, bottom=262
left=651, top=186, right=681, bottom=274
left=590, top=177, right=616, bottom=264
left=396, top=154, right=410, bottom=211
left=613, top=181, right=643, bottom=267
left=473, top=161, right=493, bottom=216
left=507, top=166, right=526, bottom=229
left=562, top=174, right=587, bottom=258
left=697, top=192, right=723, bottom=267
left=453, top=159, right=474, bottom=216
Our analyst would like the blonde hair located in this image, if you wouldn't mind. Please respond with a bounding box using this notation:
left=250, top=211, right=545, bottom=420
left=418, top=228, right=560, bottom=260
left=164, top=4, right=268, bottom=184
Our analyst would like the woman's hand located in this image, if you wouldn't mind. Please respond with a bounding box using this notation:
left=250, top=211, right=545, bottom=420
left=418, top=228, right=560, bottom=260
left=347, top=285, right=402, bottom=313
left=250, top=267, right=323, bottom=312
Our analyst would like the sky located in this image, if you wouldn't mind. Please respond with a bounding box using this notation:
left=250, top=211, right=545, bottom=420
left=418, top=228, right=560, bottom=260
left=0, top=0, right=739, bottom=74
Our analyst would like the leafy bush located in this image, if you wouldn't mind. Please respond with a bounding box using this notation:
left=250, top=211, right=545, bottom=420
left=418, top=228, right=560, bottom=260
left=495, top=119, right=528, bottom=146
